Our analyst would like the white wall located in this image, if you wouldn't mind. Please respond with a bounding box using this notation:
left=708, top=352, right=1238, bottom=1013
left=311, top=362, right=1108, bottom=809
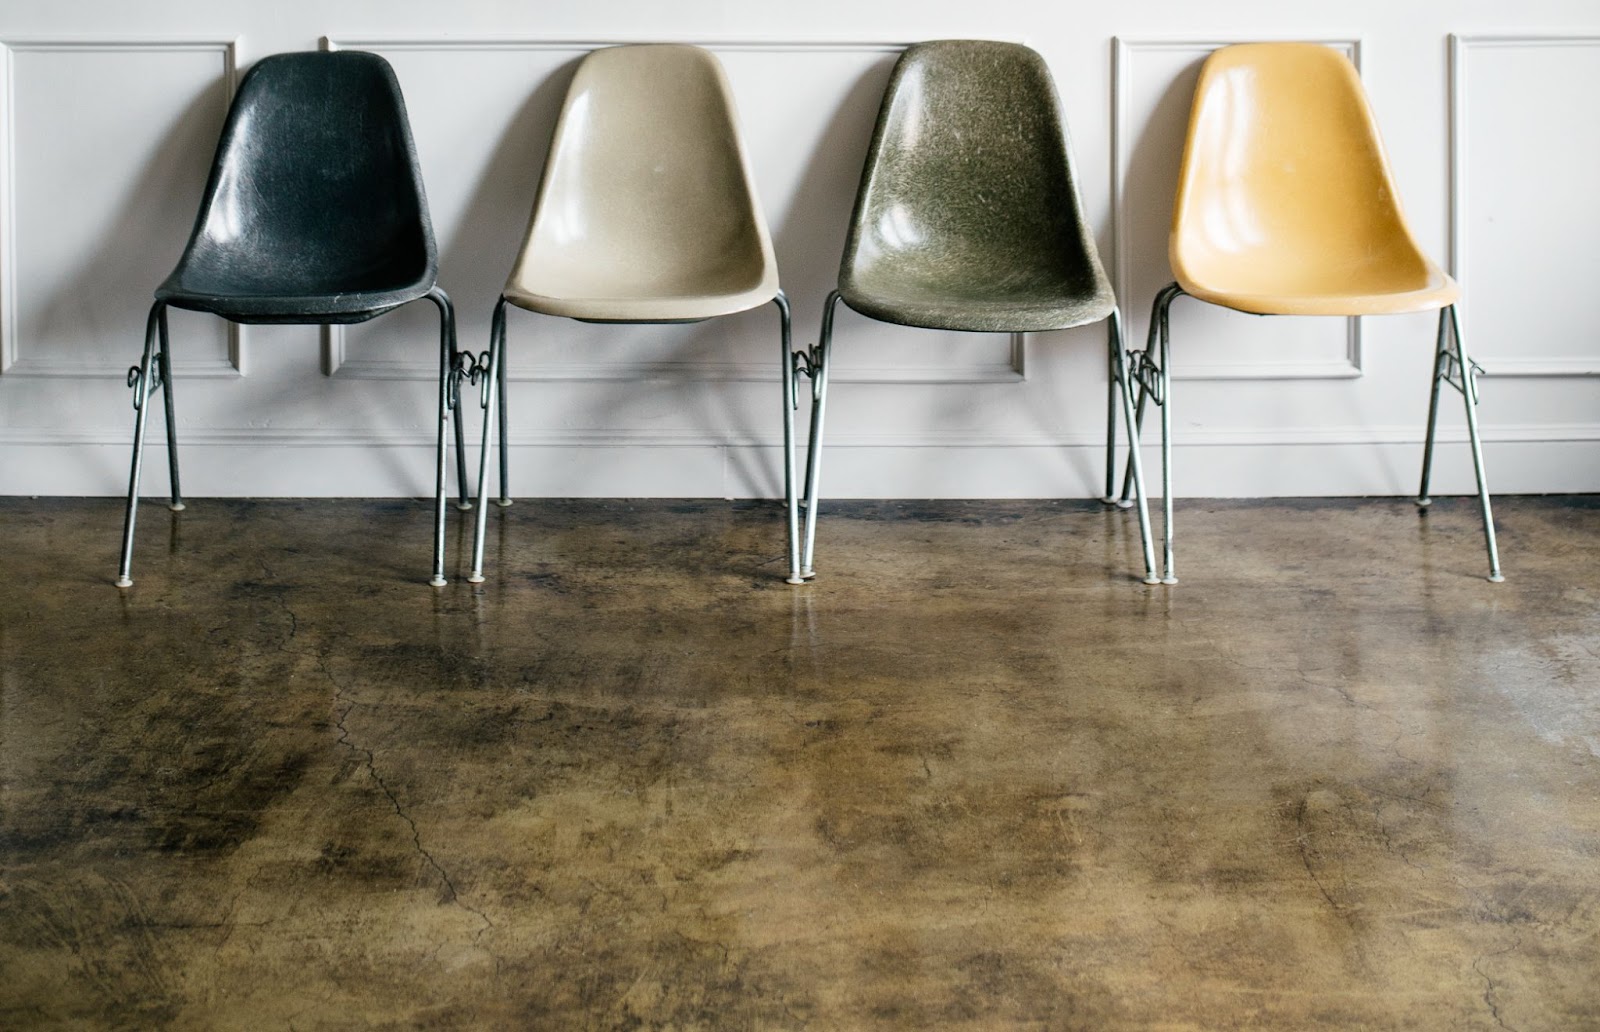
left=1, top=0, right=1596, bottom=499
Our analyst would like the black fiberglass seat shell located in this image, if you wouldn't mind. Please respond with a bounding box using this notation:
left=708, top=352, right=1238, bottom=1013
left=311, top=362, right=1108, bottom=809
left=156, top=51, right=436, bottom=324
left=838, top=40, right=1114, bottom=333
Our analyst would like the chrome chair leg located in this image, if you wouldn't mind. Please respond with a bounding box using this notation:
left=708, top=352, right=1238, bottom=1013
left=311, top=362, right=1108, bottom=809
left=1103, top=335, right=1119, bottom=504
left=495, top=342, right=511, bottom=507
left=1417, top=308, right=1449, bottom=508
left=774, top=291, right=805, bottom=584
left=155, top=305, right=184, bottom=513
left=426, top=287, right=456, bottom=587
left=452, top=386, right=472, bottom=512
left=469, top=298, right=507, bottom=584
left=1156, top=290, right=1177, bottom=584
left=797, top=291, right=840, bottom=580
left=116, top=303, right=164, bottom=587
left=1109, top=309, right=1160, bottom=584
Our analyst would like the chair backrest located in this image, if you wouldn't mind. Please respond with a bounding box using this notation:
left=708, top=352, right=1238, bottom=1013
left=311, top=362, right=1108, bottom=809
left=506, top=44, right=777, bottom=316
left=1170, top=43, right=1437, bottom=301
left=838, top=40, right=1110, bottom=322
left=169, top=50, right=434, bottom=299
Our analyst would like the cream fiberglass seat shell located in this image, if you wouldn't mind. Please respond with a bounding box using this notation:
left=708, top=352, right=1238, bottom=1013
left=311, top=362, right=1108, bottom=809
left=502, top=45, right=778, bottom=320
left=467, top=44, right=790, bottom=581
left=1117, top=42, right=1501, bottom=583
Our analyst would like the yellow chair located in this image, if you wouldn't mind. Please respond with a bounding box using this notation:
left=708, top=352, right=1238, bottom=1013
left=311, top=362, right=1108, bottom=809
left=1118, top=42, right=1502, bottom=582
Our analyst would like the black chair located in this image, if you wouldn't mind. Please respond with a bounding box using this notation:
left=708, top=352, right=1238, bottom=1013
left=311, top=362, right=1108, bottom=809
left=116, top=50, right=468, bottom=587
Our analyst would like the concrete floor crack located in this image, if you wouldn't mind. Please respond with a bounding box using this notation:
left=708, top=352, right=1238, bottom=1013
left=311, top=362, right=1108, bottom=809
left=320, top=652, right=496, bottom=942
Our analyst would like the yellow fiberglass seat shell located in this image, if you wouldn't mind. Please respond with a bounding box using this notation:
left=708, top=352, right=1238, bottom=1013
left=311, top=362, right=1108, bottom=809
left=502, top=44, right=779, bottom=322
left=1169, top=42, right=1457, bottom=316
left=838, top=39, right=1116, bottom=333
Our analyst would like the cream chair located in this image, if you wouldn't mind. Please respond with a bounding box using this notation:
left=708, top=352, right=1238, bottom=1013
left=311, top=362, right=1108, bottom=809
left=466, top=44, right=786, bottom=582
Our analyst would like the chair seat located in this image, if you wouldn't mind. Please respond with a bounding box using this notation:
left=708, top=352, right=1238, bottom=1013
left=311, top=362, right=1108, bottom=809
left=156, top=282, right=427, bottom=324
left=841, top=278, right=1115, bottom=333
left=1178, top=265, right=1460, bottom=318
left=503, top=276, right=775, bottom=323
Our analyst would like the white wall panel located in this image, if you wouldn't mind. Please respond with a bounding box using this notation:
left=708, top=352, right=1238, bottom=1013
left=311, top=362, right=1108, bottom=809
left=1450, top=34, right=1600, bottom=377
left=0, top=2, right=1595, bottom=499
left=0, top=39, right=238, bottom=378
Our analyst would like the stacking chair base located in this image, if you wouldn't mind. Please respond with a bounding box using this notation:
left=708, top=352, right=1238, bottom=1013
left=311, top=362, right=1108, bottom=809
left=466, top=292, right=793, bottom=584
left=790, top=292, right=1161, bottom=587
left=1113, top=285, right=1503, bottom=584
left=116, top=288, right=467, bottom=588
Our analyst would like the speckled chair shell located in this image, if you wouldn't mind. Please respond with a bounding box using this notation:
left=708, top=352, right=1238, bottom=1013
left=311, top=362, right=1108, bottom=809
left=117, top=50, right=465, bottom=591
left=789, top=40, right=1159, bottom=587
left=1122, top=42, right=1501, bottom=584
left=467, top=44, right=790, bottom=582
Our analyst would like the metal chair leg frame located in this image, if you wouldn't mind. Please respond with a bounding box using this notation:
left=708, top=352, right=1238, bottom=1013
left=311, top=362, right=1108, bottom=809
left=425, top=287, right=458, bottom=587
left=155, top=305, right=184, bottom=513
left=495, top=337, right=512, bottom=507
left=1108, top=308, right=1160, bottom=584
left=1116, top=284, right=1181, bottom=583
left=1103, top=336, right=1119, bottom=504
left=469, top=298, right=508, bottom=584
left=1419, top=305, right=1502, bottom=582
left=115, top=303, right=167, bottom=587
left=772, top=291, right=807, bottom=584
left=793, top=291, right=839, bottom=581
left=452, top=385, right=472, bottom=512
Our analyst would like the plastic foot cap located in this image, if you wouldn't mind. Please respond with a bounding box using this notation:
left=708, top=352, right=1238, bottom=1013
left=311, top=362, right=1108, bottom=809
left=429, top=576, right=447, bottom=587
left=1162, top=575, right=1179, bottom=585
left=115, top=576, right=133, bottom=588
left=455, top=501, right=474, bottom=511
left=786, top=576, right=807, bottom=585
left=467, top=574, right=485, bottom=584
left=168, top=502, right=186, bottom=512
left=1415, top=497, right=1432, bottom=507
left=1488, top=573, right=1506, bottom=583
left=1100, top=496, right=1118, bottom=505
left=1142, top=576, right=1162, bottom=585
left=495, top=498, right=514, bottom=508
left=1116, top=499, right=1134, bottom=510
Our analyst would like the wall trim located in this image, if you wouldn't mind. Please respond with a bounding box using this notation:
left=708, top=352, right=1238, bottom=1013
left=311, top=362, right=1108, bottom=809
left=0, top=36, right=245, bottom=378
left=6, top=421, right=1592, bottom=451
left=1448, top=32, right=1600, bottom=379
left=1110, top=36, right=1365, bottom=381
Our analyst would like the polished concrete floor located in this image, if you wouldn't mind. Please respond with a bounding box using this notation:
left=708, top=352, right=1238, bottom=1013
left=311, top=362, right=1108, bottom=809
left=2, top=495, right=1598, bottom=1030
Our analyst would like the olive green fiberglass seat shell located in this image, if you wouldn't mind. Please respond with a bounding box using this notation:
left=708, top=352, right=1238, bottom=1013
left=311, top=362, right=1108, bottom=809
left=789, top=39, right=1158, bottom=585
left=1117, top=42, right=1501, bottom=583
left=467, top=44, right=790, bottom=581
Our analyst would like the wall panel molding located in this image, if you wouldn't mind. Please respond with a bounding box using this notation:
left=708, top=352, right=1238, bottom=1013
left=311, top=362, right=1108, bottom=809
left=1110, top=36, right=1364, bottom=381
left=1449, top=32, right=1600, bottom=378
left=0, top=37, right=244, bottom=378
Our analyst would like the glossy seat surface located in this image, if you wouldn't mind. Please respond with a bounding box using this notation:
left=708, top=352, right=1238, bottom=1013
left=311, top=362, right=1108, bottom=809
left=157, top=51, right=436, bottom=323
left=838, top=40, right=1113, bottom=333
left=1170, top=42, right=1456, bottom=316
left=505, top=44, right=778, bottom=322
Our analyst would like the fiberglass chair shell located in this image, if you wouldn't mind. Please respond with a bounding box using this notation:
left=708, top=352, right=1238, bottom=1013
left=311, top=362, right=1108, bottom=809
left=117, top=50, right=468, bottom=589
left=1115, top=42, right=1501, bottom=583
left=466, top=44, right=787, bottom=580
left=788, top=39, right=1159, bottom=585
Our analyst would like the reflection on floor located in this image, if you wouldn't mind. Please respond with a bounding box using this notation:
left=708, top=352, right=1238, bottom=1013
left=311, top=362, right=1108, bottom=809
left=2, top=496, right=1598, bottom=1029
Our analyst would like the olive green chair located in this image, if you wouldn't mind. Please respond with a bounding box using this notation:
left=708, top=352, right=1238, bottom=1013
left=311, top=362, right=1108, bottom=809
left=789, top=39, right=1158, bottom=584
